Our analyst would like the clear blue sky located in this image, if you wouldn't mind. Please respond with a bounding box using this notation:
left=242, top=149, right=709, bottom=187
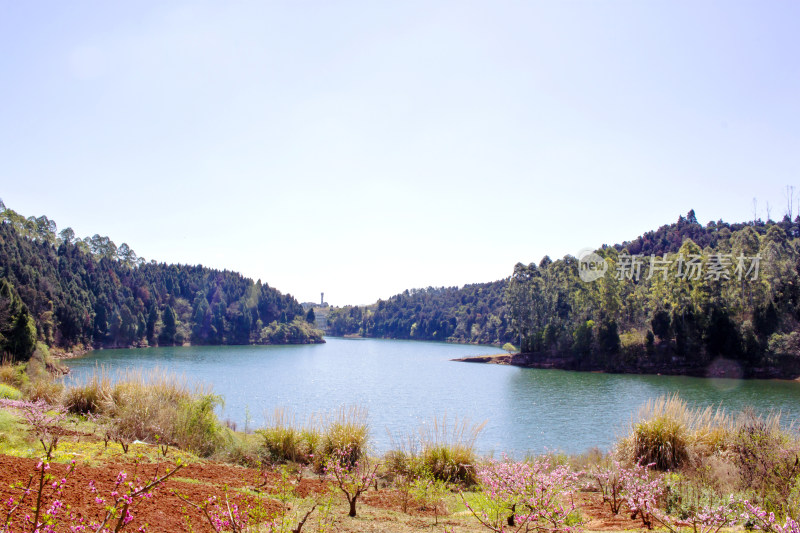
left=1, top=1, right=798, bottom=306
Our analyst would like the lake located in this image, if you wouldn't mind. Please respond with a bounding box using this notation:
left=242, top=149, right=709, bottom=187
left=64, top=337, right=800, bottom=455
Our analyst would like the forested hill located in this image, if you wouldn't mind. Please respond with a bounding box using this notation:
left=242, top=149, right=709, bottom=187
left=506, top=211, right=800, bottom=377
left=327, top=211, right=800, bottom=377
left=0, top=203, right=323, bottom=361
left=326, top=280, right=514, bottom=345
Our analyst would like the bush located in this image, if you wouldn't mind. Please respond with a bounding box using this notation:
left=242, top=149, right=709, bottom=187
left=173, top=393, right=227, bottom=457
left=322, top=406, right=369, bottom=464
left=464, top=457, right=582, bottom=531
left=63, top=372, right=112, bottom=414
left=325, top=445, right=380, bottom=517
left=620, top=394, right=730, bottom=471
left=0, top=361, right=28, bottom=390
left=221, top=433, right=262, bottom=466
left=731, top=408, right=800, bottom=515
left=103, top=370, right=193, bottom=444
left=0, top=383, right=21, bottom=400
left=65, top=368, right=228, bottom=458
left=257, top=405, right=368, bottom=468
left=388, top=414, right=484, bottom=485
left=421, top=444, right=477, bottom=485
left=633, top=415, right=688, bottom=470
left=617, top=396, right=800, bottom=522
left=257, top=408, right=321, bottom=464
left=25, top=378, right=63, bottom=404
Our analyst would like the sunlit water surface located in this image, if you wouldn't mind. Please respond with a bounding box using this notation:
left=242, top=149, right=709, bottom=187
left=64, top=337, right=800, bottom=455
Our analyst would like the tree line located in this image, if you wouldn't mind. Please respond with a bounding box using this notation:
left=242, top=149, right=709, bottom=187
left=326, top=281, right=515, bottom=345
left=0, top=201, right=323, bottom=361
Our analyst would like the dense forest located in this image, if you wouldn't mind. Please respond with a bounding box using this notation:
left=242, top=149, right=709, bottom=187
left=327, top=210, right=800, bottom=376
left=326, top=280, right=514, bottom=345
left=505, top=210, right=800, bottom=375
left=0, top=201, right=323, bottom=361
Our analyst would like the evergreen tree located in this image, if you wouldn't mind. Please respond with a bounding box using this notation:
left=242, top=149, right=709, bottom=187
left=159, top=305, right=177, bottom=346
left=7, top=307, right=37, bottom=361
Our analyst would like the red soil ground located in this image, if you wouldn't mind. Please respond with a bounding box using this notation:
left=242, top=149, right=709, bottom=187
left=0, top=455, right=285, bottom=532
left=0, top=453, right=645, bottom=532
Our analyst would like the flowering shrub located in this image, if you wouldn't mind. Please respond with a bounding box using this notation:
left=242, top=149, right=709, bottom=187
left=175, top=490, right=252, bottom=533
left=462, top=458, right=582, bottom=533
left=324, top=445, right=380, bottom=517
left=591, top=460, right=625, bottom=514
left=0, top=399, right=66, bottom=454
left=595, top=460, right=743, bottom=533
left=652, top=494, right=741, bottom=533
left=619, top=462, right=663, bottom=529
left=71, top=462, right=183, bottom=533
left=2, top=458, right=75, bottom=533
left=742, top=501, right=800, bottom=533
left=2, top=398, right=74, bottom=533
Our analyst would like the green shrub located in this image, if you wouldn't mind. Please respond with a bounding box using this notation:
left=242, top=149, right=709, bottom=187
left=622, top=395, right=691, bottom=470
left=0, top=362, right=28, bottom=390
left=633, top=412, right=688, bottom=471
left=0, top=383, right=21, bottom=400
left=222, top=433, right=262, bottom=466
left=173, top=393, right=227, bottom=457
left=421, top=444, right=477, bottom=484
left=257, top=408, right=321, bottom=464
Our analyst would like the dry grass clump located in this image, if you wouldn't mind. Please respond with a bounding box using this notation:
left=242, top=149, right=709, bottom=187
left=618, top=394, right=732, bottom=470
left=20, top=347, right=64, bottom=403
left=729, top=408, right=799, bottom=514
left=258, top=407, right=321, bottom=463
left=63, top=367, right=227, bottom=457
left=322, top=405, right=369, bottom=464
left=387, top=414, right=485, bottom=485
left=257, top=405, right=369, bottom=467
left=63, top=371, right=112, bottom=414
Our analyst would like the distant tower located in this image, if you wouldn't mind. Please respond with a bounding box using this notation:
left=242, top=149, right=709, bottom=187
left=321, top=292, right=324, bottom=306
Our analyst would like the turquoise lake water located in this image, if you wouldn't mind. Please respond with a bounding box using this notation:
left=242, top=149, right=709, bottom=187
left=64, top=337, right=800, bottom=455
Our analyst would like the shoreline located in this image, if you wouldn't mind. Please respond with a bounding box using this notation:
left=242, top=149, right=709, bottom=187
left=452, top=352, right=800, bottom=381
left=50, top=337, right=327, bottom=360
left=328, top=333, right=507, bottom=349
